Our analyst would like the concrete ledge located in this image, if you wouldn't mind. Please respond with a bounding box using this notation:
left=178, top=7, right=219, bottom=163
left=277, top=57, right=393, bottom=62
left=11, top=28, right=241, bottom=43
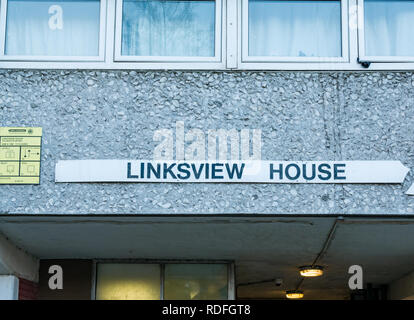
left=0, top=232, right=39, bottom=282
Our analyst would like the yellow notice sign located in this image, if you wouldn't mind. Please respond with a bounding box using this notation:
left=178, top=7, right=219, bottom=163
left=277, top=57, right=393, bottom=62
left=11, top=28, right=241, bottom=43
left=0, top=127, right=42, bottom=184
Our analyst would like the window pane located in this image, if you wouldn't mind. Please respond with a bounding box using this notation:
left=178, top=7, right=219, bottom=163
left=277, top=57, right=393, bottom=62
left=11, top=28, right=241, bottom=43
left=5, top=0, right=100, bottom=56
left=96, top=264, right=161, bottom=300
left=248, top=0, right=342, bottom=57
left=164, top=264, right=228, bottom=300
left=364, top=0, right=414, bottom=56
left=121, top=0, right=216, bottom=57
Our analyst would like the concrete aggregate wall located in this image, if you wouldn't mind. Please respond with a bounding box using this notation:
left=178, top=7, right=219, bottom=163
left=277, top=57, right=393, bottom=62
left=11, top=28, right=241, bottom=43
left=0, top=70, right=413, bottom=215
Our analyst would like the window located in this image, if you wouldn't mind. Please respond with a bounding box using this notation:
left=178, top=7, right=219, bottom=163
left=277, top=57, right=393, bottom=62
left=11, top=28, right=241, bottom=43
left=358, top=0, right=414, bottom=62
left=95, top=262, right=232, bottom=300
left=96, top=264, right=161, bottom=300
left=115, top=0, right=222, bottom=62
left=1, top=0, right=414, bottom=69
left=0, top=0, right=106, bottom=60
left=241, top=0, right=349, bottom=63
left=164, top=264, right=228, bottom=300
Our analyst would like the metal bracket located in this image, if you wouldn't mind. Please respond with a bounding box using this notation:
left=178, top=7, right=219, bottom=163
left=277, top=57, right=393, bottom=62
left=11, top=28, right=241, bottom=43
left=357, top=58, right=371, bottom=68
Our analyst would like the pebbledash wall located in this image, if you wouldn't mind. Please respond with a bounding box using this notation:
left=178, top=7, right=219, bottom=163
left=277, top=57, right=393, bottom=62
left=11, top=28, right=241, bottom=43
left=0, top=70, right=413, bottom=216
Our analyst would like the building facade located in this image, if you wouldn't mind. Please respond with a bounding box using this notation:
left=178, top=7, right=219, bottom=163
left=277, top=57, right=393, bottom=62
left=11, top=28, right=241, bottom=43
left=0, top=0, right=414, bottom=300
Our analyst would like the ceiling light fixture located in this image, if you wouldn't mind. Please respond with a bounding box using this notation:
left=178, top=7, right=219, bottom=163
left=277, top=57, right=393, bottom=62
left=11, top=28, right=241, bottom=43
left=299, top=265, right=324, bottom=277
left=285, top=290, right=304, bottom=299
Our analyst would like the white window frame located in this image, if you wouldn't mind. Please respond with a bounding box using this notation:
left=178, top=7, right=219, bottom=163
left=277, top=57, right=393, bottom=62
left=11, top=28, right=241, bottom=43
left=114, top=0, right=223, bottom=64
left=1, top=0, right=414, bottom=69
left=240, top=0, right=349, bottom=65
left=0, top=0, right=107, bottom=62
left=357, top=0, right=414, bottom=63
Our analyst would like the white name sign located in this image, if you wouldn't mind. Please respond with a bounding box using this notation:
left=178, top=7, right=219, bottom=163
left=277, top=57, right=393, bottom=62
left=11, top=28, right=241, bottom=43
left=55, top=160, right=413, bottom=194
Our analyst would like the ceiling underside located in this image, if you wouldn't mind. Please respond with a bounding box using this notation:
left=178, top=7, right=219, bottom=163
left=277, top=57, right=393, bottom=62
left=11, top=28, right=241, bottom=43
left=1, top=215, right=414, bottom=300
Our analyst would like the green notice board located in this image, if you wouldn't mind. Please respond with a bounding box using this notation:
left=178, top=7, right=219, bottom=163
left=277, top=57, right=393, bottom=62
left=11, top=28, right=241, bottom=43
left=0, top=127, right=42, bottom=184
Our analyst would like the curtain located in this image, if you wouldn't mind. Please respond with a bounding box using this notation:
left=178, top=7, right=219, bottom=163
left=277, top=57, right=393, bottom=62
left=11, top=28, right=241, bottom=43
left=248, top=0, right=342, bottom=57
left=6, top=0, right=100, bottom=56
left=121, top=0, right=215, bottom=57
left=364, top=0, right=414, bottom=57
